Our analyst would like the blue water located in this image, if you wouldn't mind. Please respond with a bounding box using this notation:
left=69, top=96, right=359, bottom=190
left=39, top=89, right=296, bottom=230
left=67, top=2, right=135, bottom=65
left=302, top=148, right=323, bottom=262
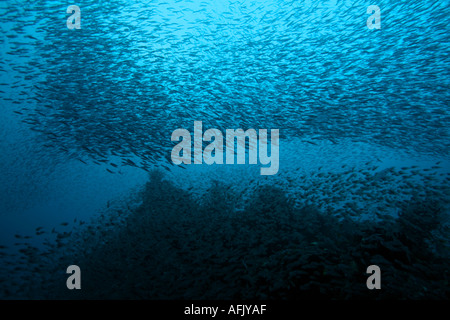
left=0, top=0, right=449, bottom=299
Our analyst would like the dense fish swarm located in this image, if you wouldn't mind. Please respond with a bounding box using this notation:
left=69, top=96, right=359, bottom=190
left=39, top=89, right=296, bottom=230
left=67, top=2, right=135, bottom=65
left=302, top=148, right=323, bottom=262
left=1, top=0, right=449, bottom=171
left=0, top=0, right=449, bottom=299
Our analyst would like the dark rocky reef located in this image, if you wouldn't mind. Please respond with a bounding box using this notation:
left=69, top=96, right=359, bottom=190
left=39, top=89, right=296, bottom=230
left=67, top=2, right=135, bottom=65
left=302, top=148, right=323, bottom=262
left=1, top=170, right=448, bottom=300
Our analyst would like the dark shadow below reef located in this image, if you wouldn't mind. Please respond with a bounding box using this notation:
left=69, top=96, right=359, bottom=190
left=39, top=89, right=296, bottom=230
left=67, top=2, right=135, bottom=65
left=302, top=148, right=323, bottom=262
left=2, top=170, right=449, bottom=300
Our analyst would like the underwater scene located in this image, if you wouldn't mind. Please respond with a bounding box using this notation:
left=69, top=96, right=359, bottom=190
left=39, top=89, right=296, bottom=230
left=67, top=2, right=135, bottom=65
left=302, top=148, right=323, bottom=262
left=0, top=0, right=449, bottom=300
